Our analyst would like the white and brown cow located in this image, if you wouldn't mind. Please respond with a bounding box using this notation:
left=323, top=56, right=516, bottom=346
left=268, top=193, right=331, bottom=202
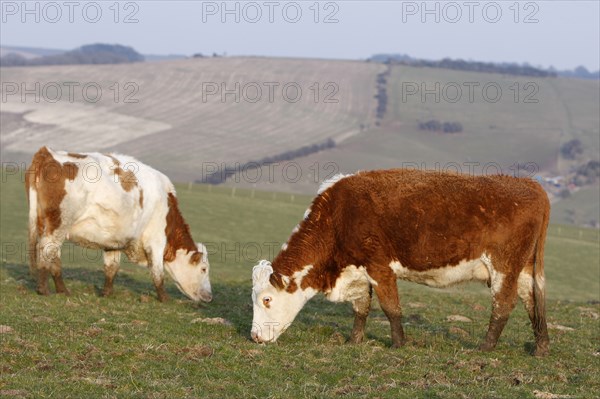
left=26, top=146, right=212, bottom=302
left=251, top=169, right=550, bottom=356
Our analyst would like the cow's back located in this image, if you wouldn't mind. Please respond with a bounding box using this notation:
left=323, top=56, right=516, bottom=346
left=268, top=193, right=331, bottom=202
left=30, top=147, right=172, bottom=250
left=326, top=169, right=549, bottom=271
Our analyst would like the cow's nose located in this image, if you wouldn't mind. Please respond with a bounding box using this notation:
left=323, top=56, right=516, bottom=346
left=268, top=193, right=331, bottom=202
left=202, top=293, right=213, bottom=303
left=251, top=331, right=262, bottom=343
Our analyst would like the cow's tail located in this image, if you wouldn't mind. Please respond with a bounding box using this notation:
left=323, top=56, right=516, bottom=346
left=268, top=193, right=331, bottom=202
left=25, top=164, right=39, bottom=280
left=532, top=200, right=550, bottom=352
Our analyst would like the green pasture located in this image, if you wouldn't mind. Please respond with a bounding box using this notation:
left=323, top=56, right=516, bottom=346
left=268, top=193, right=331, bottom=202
left=1, top=169, right=598, bottom=398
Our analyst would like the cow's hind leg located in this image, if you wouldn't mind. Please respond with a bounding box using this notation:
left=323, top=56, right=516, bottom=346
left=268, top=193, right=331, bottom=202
left=349, top=285, right=372, bottom=344
left=102, top=250, right=121, bottom=297
left=517, top=269, right=550, bottom=356
left=480, top=269, right=518, bottom=352
left=37, top=235, right=69, bottom=295
left=372, top=271, right=405, bottom=348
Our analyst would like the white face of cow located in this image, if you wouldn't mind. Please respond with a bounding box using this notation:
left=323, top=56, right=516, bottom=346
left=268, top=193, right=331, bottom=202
left=164, top=244, right=212, bottom=302
left=250, top=260, right=313, bottom=343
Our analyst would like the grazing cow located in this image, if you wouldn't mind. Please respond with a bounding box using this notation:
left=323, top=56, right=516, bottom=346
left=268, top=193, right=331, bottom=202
left=26, top=146, right=212, bottom=302
left=251, top=169, right=550, bottom=356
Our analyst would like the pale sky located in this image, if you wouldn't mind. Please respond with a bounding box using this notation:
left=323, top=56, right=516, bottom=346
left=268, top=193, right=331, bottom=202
left=1, top=0, right=599, bottom=70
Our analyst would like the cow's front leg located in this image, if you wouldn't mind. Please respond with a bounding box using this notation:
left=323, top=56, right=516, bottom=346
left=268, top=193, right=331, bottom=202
left=102, top=250, right=121, bottom=297
left=149, top=251, right=169, bottom=302
left=349, top=286, right=372, bottom=344
left=154, top=276, right=169, bottom=302
left=373, top=271, right=405, bottom=348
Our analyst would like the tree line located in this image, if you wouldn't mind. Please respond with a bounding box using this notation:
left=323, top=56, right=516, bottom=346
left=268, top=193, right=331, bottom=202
left=418, top=120, right=463, bottom=134
left=369, top=54, right=599, bottom=79
left=199, top=138, right=336, bottom=185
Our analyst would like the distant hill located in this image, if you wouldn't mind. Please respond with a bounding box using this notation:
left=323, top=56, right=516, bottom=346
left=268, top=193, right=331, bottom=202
left=0, top=44, right=144, bottom=66
left=554, top=66, right=600, bottom=80
left=1, top=44, right=188, bottom=63
left=370, top=53, right=599, bottom=80
left=0, top=45, right=65, bottom=59
left=143, top=53, right=188, bottom=62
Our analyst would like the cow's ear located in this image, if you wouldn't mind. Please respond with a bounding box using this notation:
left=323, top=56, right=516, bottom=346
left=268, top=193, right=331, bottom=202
left=280, top=275, right=291, bottom=288
left=252, top=260, right=273, bottom=287
left=189, top=251, right=202, bottom=265
left=196, top=242, right=208, bottom=263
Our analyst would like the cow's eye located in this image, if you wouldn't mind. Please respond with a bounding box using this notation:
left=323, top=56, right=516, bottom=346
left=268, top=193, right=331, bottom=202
left=201, top=267, right=207, bottom=273
left=262, top=296, right=272, bottom=308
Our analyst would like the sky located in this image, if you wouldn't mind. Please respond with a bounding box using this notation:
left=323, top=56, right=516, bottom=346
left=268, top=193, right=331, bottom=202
left=1, top=0, right=599, bottom=70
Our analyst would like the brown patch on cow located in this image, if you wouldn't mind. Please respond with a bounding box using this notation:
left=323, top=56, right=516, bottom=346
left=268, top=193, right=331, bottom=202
left=67, top=152, right=87, bottom=159
left=107, top=154, right=138, bottom=192
left=26, top=147, right=79, bottom=236
left=163, top=193, right=200, bottom=264
left=138, top=189, right=144, bottom=208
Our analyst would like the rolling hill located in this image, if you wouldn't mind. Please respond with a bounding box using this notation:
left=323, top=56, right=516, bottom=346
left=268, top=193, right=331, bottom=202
left=0, top=57, right=382, bottom=181
left=1, top=56, right=598, bottom=226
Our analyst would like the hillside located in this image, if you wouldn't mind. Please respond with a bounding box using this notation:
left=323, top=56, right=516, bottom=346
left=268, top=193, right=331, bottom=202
left=1, top=57, right=598, bottom=226
left=222, top=64, right=599, bottom=222
left=333, top=64, right=599, bottom=174
left=0, top=57, right=382, bottom=181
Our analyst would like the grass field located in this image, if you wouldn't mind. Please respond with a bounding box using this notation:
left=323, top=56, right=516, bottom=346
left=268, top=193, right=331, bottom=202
left=1, top=168, right=599, bottom=398
left=550, top=186, right=600, bottom=228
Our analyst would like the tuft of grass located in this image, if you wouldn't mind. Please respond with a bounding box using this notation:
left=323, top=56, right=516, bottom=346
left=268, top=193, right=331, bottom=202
left=1, top=169, right=599, bottom=398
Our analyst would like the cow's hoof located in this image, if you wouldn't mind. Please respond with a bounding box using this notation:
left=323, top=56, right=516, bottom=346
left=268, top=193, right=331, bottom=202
left=157, top=294, right=169, bottom=303
left=391, top=340, right=406, bottom=349
left=478, top=342, right=495, bottom=352
left=101, top=289, right=113, bottom=297
left=533, top=347, right=549, bottom=357
left=348, top=335, right=364, bottom=345
left=36, top=288, right=50, bottom=296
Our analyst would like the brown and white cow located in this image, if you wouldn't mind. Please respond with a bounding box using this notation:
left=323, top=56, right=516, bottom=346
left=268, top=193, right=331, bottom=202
left=26, top=146, right=212, bottom=302
left=251, top=169, right=550, bottom=356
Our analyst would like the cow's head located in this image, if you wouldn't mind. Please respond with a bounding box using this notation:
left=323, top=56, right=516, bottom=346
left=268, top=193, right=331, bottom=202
left=164, top=243, right=212, bottom=302
left=250, top=260, right=314, bottom=343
